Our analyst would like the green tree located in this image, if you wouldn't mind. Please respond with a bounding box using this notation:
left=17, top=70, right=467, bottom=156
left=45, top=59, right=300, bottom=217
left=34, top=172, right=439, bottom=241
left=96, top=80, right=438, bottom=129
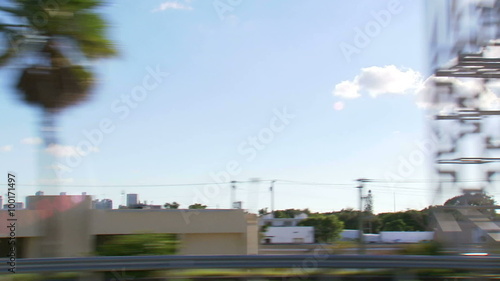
left=96, top=233, right=177, bottom=279
left=96, top=233, right=177, bottom=256
left=444, top=191, right=496, bottom=217
left=164, top=201, right=180, bottom=209
left=444, top=192, right=495, bottom=207
left=364, top=214, right=382, bottom=233
left=188, top=203, right=207, bottom=209
left=331, top=208, right=360, bottom=229
left=383, top=219, right=407, bottom=231
left=378, top=209, right=429, bottom=232
left=258, top=208, right=269, bottom=216
left=273, top=208, right=311, bottom=218
left=0, top=0, right=117, bottom=146
left=298, top=214, right=344, bottom=243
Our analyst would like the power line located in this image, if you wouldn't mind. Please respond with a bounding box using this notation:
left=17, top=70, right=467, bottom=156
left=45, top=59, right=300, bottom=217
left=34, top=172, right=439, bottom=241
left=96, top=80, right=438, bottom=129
left=0, top=180, right=272, bottom=188
left=275, top=179, right=353, bottom=186
left=2, top=178, right=500, bottom=188
left=368, top=178, right=498, bottom=184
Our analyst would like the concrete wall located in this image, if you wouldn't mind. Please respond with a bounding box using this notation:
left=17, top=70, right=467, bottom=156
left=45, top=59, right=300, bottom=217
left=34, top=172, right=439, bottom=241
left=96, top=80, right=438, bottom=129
left=245, top=214, right=259, bottom=254
left=340, top=230, right=380, bottom=243
left=340, top=229, right=435, bottom=243
left=91, top=209, right=248, bottom=234
left=379, top=231, right=434, bottom=243
left=180, top=233, right=246, bottom=255
left=364, top=233, right=380, bottom=243
left=340, top=229, right=359, bottom=241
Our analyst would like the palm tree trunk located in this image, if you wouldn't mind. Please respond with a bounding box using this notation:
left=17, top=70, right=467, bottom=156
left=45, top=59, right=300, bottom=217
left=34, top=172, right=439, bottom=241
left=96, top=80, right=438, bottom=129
left=41, top=109, right=58, bottom=147
left=38, top=108, right=60, bottom=188
left=38, top=108, right=62, bottom=257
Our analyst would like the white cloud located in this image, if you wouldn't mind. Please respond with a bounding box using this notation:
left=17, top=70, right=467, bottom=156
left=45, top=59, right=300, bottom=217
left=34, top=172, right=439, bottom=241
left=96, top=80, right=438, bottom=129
left=46, top=144, right=78, bottom=157
left=152, top=1, right=192, bottom=12
left=21, top=137, right=43, bottom=145
left=45, top=144, right=99, bottom=157
left=358, top=66, right=422, bottom=97
left=333, top=65, right=423, bottom=99
left=333, top=80, right=360, bottom=99
left=0, top=145, right=12, bottom=152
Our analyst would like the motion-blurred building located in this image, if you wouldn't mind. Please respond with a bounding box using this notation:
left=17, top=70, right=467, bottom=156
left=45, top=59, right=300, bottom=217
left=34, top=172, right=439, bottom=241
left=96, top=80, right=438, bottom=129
left=92, top=199, right=113, bottom=210
left=0, top=195, right=258, bottom=257
left=2, top=202, right=24, bottom=210
left=259, top=213, right=314, bottom=244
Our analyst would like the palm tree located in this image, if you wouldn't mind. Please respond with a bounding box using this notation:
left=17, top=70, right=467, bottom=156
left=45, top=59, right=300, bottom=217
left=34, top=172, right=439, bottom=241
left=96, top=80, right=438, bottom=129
left=0, top=0, right=117, bottom=257
left=0, top=0, right=117, bottom=146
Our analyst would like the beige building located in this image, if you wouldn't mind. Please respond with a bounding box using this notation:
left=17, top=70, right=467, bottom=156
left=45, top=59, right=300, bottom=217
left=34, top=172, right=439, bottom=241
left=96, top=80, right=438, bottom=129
left=0, top=195, right=258, bottom=257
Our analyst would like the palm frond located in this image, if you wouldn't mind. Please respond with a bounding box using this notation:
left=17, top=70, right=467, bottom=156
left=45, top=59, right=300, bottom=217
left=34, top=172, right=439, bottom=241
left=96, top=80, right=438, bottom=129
left=0, top=6, right=25, bottom=17
left=0, top=46, right=17, bottom=66
left=43, top=11, right=118, bottom=59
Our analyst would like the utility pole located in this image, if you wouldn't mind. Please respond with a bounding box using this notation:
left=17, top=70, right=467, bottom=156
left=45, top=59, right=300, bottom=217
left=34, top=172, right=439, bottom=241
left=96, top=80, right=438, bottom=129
left=270, top=180, right=276, bottom=217
left=356, top=178, right=370, bottom=255
left=393, top=191, right=396, bottom=212
left=230, top=180, right=237, bottom=209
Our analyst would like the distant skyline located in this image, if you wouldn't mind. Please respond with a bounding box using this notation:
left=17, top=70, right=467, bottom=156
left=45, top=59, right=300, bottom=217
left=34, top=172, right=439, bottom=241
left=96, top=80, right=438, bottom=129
left=2, top=0, right=489, bottom=214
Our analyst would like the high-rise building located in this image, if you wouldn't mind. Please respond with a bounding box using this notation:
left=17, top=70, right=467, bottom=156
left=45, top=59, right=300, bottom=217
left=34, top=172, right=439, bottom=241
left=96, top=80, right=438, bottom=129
left=127, top=194, right=138, bottom=207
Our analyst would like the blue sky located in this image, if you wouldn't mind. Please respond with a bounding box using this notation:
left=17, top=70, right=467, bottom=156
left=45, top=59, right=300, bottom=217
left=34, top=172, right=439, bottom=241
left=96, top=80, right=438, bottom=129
left=0, top=0, right=453, bottom=213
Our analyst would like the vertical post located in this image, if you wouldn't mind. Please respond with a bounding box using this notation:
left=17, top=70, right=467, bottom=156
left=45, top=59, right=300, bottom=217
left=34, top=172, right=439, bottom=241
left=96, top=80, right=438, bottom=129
left=393, top=192, right=396, bottom=212
left=270, top=180, right=275, bottom=217
left=230, top=180, right=236, bottom=209
left=356, top=178, right=367, bottom=255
